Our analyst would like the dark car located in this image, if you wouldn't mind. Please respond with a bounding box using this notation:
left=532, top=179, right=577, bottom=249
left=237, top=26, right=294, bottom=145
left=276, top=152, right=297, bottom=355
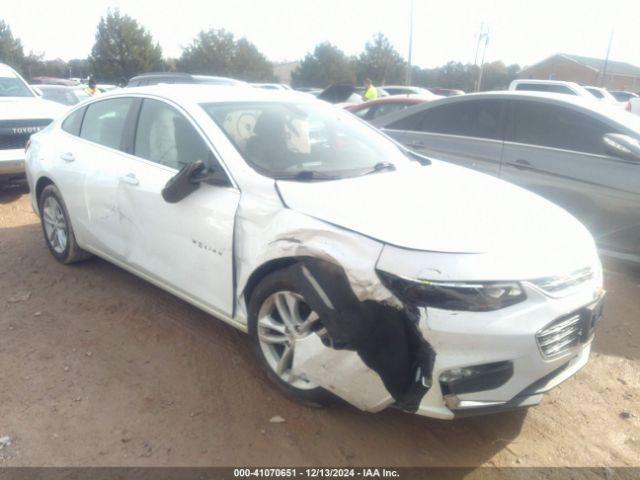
left=127, top=72, right=246, bottom=88
left=373, top=91, right=640, bottom=262
left=344, top=96, right=431, bottom=122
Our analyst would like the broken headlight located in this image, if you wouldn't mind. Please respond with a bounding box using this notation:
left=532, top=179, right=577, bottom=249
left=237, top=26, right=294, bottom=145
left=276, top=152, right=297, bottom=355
left=377, top=271, right=526, bottom=311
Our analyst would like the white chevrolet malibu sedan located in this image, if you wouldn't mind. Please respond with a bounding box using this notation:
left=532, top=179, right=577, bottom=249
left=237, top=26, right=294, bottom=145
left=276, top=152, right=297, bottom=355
left=25, top=85, right=605, bottom=419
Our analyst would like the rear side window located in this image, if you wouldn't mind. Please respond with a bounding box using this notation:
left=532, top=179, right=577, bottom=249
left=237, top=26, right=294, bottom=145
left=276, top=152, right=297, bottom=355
left=508, top=101, right=613, bottom=155
left=80, top=98, right=135, bottom=151
left=134, top=99, right=211, bottom=170
left=415, top=100, right=505, bottom=140
left=515, top=83, right=575, bottom=95
left=61, top=107, right=86, bottom=136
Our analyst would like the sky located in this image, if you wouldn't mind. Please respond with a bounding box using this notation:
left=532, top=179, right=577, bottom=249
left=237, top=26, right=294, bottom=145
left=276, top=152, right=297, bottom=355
left=3, top=0, right=639, bottom=69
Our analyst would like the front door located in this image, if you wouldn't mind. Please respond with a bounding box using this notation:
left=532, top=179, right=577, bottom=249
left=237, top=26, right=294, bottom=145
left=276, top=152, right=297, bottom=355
left=117, top=98, right=240, bottom=317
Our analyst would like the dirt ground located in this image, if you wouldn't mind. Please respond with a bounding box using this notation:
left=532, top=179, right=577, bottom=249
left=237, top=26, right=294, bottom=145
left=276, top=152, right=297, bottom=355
left=0, top=182, right=638, bottom=468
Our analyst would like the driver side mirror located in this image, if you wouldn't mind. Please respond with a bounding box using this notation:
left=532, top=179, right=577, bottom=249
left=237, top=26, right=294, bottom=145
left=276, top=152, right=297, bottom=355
left=161, top=160, right=229, bottom=203
left=603, top=133, right=640, bottom=162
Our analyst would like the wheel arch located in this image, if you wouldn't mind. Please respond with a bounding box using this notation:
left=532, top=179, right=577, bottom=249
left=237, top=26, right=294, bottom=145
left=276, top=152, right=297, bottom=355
left=35, top=176, right=55, bottom=204
left=242, top=256, right=302, bottom=307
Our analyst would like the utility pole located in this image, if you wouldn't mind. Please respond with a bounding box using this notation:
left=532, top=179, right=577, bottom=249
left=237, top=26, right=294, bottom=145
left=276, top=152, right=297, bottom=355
left=473, top=22, right=485, bottom=67
left=600, top=29, right=614, bottom=88
left=406, top=0, right=414, bottom=85
left=476, top=25, right=490, bottom=92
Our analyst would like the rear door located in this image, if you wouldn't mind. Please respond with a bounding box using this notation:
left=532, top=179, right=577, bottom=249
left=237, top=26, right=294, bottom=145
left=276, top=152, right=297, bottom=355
left=501, top=99, right=640, bottom=257
left=116, top=97, right=240, bottom=317
left=383, top=99, right=506, bottom=176
left=53, top=97, right=139, bottom=257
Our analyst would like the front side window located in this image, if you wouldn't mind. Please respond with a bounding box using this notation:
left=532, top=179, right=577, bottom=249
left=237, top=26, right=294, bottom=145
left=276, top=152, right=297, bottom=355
left=202, top=101, right=412, bottom=179
left=80, top=98, right=135, bottom=150
left=0, top=76, right=33, bottom=97
left=508, top=101, right=613, bottom=155
left=417, top=100, right=505, bottom=140
left=134, top=99, right=211, bottom=170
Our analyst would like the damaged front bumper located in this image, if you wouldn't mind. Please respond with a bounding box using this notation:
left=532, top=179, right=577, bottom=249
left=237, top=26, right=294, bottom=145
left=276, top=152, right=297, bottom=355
left=282, top=252, right=603, bottom=420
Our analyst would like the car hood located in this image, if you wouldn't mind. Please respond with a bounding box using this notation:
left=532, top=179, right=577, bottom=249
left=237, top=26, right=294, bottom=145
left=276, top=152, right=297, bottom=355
left=0, top=97, right=67, bottom=120
left=276, top=161, right=594, bottom=257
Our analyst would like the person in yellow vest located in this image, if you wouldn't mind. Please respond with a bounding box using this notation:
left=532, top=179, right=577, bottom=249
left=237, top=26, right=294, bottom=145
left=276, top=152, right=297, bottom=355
left=362, top=78, right=378, bottom=101
left=85, top=78, right=98, bottom=96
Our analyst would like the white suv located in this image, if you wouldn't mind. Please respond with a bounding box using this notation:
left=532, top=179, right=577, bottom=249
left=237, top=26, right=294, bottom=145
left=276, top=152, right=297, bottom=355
left=509, top=79, right=593, bottom=97
left=0, top=63, right=66, bottom=183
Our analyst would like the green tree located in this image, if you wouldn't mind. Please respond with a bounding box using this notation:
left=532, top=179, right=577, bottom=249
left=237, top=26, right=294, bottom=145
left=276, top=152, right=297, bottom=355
left=355, top=33, right=406, bottom=85
left=290, top=42, right=355, bottom=88
left=177, top=29, right=274, bottom=81
left=0, top=20, right=25, bottom=72
left=68, top=58, right=91, bottom=78
left=89, top=9, right=163, bottom=82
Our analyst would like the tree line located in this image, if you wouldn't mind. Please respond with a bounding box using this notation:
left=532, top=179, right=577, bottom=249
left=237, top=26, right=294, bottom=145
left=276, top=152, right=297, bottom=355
left=0, top=10, right=521, bottom=91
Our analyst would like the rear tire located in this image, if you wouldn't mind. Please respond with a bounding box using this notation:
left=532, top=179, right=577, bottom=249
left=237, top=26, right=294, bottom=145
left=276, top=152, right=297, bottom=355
left=38, top=184, right=92, bottom=264
left=248, top=266, right=334, bottom=407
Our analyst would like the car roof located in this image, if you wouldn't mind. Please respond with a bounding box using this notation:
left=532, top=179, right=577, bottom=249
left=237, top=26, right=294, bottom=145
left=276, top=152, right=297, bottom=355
left=382, top=85, right=424, bottom=89
left=350, top=95, right=429, bottom=108
left=511, top=79, right=582, bottom=87
left=129, top=72, right=193, bottom=80
left=372, top=90, right=640, bottom=131
left=98, top=84, right=319, bottom=105
left=37, top=84, right=84, bottom=91
left=0, top=63, right=19, bottom=77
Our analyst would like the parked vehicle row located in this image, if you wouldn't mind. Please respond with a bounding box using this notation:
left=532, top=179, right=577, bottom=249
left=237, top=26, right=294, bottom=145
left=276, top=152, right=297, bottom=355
left=24, top=84, right=604, bottom=420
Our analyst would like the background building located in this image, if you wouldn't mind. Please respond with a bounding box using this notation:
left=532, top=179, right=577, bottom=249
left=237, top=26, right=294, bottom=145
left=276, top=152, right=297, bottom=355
left=518, top=53, right=640, bottom=91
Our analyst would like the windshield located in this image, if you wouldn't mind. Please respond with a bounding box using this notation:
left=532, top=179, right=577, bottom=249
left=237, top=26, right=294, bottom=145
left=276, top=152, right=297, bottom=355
left=41, top=87, right=89, bottom=105
left=0, top=76, right=33, bottom=97
left=201, top=101, right=412, bottom=179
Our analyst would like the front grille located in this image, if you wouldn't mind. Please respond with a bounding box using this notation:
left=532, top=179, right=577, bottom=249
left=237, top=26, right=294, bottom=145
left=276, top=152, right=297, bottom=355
left=0, top=118, right=52, bottom=150
left=536, top=312, right=583, bottom=359
left=0, top=132, right=31, bottom=149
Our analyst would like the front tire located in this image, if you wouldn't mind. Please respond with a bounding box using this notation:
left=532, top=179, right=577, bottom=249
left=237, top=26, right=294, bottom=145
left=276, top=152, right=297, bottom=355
left=248, top=266, right=333, bottom=407
left=38, top=184, right=92, bottom=264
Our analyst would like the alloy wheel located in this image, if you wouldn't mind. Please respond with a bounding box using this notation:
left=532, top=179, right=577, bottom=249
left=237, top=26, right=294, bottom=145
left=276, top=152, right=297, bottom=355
left=257, top=290, right=321, bottom=390
left=42, top=196, right=68, bottom=254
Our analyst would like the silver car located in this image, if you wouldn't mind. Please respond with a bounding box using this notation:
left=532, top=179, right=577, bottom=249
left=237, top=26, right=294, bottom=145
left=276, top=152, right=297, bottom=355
left=373, top=91, right=640, bottom=262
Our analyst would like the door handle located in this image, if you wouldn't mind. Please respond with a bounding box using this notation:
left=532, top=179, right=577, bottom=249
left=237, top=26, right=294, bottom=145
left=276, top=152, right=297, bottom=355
left=514, top=158, right=531, bottom=170
left=60, top=152, right=75, bottom=162
left=120, top=172, right=139, bottom=186
left=406, top=141, right=427, bottom=149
